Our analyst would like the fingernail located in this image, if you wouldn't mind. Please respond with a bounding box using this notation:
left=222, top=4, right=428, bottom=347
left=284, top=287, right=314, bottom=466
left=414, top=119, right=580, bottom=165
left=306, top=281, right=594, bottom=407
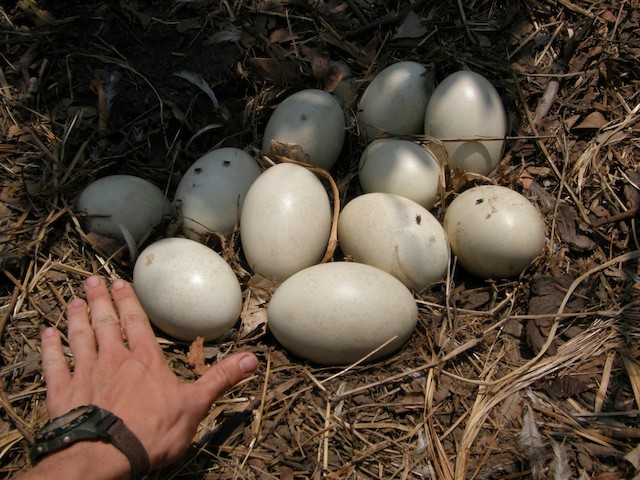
left=42, top=327, right=56, bottom=338
left=112, top=279, right=126, bottom=290
left=68, top=298, right=85, bottom=308
left=85, top=276, right=100, bottom=288
left=239, top=354, right=258, bottom=375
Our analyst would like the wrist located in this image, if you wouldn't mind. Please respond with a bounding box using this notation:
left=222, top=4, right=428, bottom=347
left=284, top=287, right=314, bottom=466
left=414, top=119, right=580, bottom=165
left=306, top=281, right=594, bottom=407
left=26, top=440, right=131, bottom=480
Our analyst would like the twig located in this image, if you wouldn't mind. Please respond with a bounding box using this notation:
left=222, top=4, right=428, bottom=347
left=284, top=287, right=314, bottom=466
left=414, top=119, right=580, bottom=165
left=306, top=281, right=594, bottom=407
left=0, top=283, right=19, bottom=346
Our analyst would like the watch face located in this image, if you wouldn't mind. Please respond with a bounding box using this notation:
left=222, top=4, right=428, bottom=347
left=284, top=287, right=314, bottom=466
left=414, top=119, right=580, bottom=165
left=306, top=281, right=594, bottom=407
left=40, top=405, right=96, bottom=435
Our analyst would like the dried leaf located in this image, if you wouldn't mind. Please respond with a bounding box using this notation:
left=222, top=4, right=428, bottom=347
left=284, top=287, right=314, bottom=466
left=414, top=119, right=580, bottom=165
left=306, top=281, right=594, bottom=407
left=83, top=231, right=125, bottom=257
left=269, top=28, right=298, bottom=43
left=267, top=140, right=309, bottom=163
left=311, top=53, right=330, bottom=81
left=540, top=375, right=589, bottom=400
left=573, top=111, right=607, bottom=130
left=248, top=58, right=300, bottom=84
left=187, top=336, right=209, bottom=377
left=239, top=294, right=268, bottom=340
left=323, top=64, right=344, bottom=93
left=176, top=18, right=203, bottom=33
left=624, top=443, right=640, bottom=469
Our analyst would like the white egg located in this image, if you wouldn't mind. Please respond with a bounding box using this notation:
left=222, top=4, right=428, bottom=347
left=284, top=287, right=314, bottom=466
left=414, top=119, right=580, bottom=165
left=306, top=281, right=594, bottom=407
left=443, top=185, right=546, bottom=278
left=424, top=70, right=507, bottom=175
left=358, top=139, right=441, bottom=209
left=261, top=89, right=346, bottom=170
left=357, top=61, right=433, bottom=141
left=133, top=237, right=242, bottom=341
left=173, top=148, right=261, bottom=239
left=240, top=163, right=332, bottom=280
left=338, top=193, right=449, bottom=290
left=77, top=175, right=169, bottom=242
left=267, top=262, right=418, bottom=365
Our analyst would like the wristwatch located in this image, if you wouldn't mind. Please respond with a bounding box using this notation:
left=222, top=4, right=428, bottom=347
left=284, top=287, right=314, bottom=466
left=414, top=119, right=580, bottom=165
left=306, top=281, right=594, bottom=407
left=30, top=404, right=150, bottom=480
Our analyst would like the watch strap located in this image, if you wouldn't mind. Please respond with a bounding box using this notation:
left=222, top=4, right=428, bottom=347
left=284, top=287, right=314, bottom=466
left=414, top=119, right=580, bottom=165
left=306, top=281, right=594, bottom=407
left=30, top=406, right=150, bottom=480
left=105, top=414, right=150, bottom=480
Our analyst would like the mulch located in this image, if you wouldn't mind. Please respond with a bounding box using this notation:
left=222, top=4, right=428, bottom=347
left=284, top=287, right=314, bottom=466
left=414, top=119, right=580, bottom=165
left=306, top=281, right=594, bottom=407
left=1, top=0, right=639, bottom=478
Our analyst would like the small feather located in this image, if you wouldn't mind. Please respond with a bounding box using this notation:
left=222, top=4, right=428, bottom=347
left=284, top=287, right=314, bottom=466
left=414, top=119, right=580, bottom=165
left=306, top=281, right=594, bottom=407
left=173, top=70, right=219, bottom=109
left=551, top=440, right=572, bottom=480
left=518, top=406, right=546, bottom=480
left=103, top=71, right=121, bottom=119
left=207, top=28, right=241, bottom=43
left=117, top=222, right=138, bottom=264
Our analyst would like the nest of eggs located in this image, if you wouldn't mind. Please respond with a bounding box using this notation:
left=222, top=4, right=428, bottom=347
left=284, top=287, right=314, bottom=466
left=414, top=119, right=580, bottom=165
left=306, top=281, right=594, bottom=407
left=1, top=1, right=639, bottom=478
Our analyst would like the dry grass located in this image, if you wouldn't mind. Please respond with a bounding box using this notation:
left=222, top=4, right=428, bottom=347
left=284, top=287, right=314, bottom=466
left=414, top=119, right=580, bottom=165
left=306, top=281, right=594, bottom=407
left=1, top=0, right=640, bottom=478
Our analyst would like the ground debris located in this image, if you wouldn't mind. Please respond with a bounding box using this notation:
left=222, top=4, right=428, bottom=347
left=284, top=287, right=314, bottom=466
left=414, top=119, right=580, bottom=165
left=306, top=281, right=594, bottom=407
left=1, top=0, right=639, bottom=478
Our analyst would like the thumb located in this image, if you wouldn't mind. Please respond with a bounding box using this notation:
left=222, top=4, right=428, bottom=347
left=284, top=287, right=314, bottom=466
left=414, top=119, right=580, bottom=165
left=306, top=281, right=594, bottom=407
left=194, top=352, right=259, bottom=403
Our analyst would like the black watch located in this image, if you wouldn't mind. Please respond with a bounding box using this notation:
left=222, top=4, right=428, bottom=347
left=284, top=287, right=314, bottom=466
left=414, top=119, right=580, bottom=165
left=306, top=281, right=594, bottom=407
left=30, top=405, right=150, bottom=480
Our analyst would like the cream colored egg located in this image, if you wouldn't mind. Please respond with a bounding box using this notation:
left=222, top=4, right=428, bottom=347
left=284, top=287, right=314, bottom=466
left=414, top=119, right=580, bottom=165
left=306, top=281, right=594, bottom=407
left=133, top=237, right=242, bottom=341
left=267, top=262, right=418, bottom=365
left=261, top=89, right=346, bottom=170
left=77, top=175, right=169, bottom=242
left=443, top=185, right=546, bottom=278
left=240, top=163, right=331, bottom=280
left=358, top=139, right=441, bottom=209
left=357, top=61, right=433, bottom=141
left=338, top=193, right=449, bottom=290
left=424, top=70, right=507, bottom=175
left=173, top=148, right=261, bottom=239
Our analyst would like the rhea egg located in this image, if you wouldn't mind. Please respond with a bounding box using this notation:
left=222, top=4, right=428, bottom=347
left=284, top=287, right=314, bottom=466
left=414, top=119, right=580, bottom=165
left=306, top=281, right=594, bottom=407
left=358, top=139, right=441, bottom=209
left=424, top=70, right=507, bottom=175
left=267, top=262, right=418, bottom=365
left=357, top=61, right=433, bottom=141
left=240, top=163, right=332, bottom=280
left=338, top=193, right=449, bottom=290
left=261, top=89, right=346, bottom=170
left=133, top=237, right=242, bottom=341
left=173, top=148, right=261, bottom=239
left=77, top=175, right=169, bottom=242
left=443, top=185, right=546, bottom=278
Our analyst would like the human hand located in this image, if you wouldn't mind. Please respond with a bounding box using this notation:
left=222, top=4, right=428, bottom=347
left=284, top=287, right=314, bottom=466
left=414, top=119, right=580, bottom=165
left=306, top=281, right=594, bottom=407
left=37, top=275, right=258, bottom=473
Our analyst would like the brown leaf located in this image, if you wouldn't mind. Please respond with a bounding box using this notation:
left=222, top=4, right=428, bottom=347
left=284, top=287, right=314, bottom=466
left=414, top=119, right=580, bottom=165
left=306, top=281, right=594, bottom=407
left=267, top=140, right=309, bottom=163
left=539, top=375, right=589, bottom=400
left=555, top=203, right=596, bottom=251
left=248, top=58, right=301, bottom=84
left=528, top=274, right=587, bottom=316
left=269, top=28, right=299, bottom=43
left=239, top=293, right=268, bottom=340
left=573, top=111, right=607, bottom=130
left=323, top=64, right=344, bottom=93
left=187, top=336, right=209, bottom=377
left=311, top=52, right=330, bottom=81
left=83, top=232, right=126, bottom=258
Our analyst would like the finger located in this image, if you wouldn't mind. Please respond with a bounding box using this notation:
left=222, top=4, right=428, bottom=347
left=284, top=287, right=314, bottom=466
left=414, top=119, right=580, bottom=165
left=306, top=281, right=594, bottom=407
left=193, top=353, right=258, bottom=405
left=84, top=275, right=126, bottom=352
left=111, top=279, right=163, bottom=363
left=66, top=297, right=98, bottom=374
left=41, top=327, right=72, bottom=415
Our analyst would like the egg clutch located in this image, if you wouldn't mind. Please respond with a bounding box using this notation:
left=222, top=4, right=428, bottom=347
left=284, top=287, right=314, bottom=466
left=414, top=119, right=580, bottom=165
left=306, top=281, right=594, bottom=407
left=76, top=62, right=547, bottom=366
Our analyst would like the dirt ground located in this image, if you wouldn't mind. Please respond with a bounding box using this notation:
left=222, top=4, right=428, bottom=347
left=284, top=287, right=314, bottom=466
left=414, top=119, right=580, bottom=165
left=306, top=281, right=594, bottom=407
left=1, top=0, right=639, bottom=478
